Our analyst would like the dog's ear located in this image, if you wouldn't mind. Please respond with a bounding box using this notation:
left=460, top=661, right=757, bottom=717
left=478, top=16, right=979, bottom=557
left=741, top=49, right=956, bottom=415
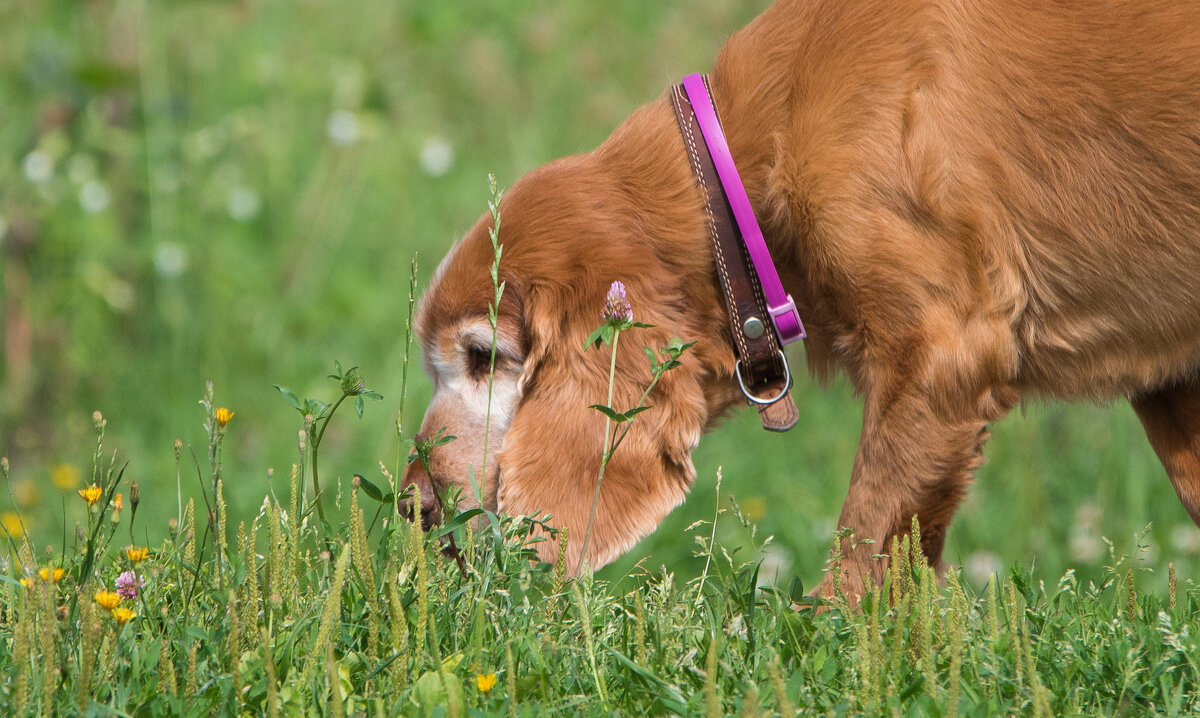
left=497, top=282, right=708, bottom=572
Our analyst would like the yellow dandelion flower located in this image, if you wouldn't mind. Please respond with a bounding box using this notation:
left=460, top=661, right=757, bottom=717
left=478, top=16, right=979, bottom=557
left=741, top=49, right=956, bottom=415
left=19, top=577, right=33, bottom=588
left=94, top=591, right=122, bottom=610
left=0, top=511, right=25, bottom=537
left=124, top=546, right=149, bottom=564
left=79, top=484, right=103, bottom=506
left=475, top=672, right=498, bottom=693
left=111, top=606, right=136, bottom=624
left=38, top=567, right=66, bottom=583
left=215, top=407, right=235, bottom=428
left=51, top=463, right=80, bottom=490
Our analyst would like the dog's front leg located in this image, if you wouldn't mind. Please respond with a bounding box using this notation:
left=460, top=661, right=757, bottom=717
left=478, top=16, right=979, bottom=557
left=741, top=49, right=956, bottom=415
left=816, top=371, right=1011, bottom=605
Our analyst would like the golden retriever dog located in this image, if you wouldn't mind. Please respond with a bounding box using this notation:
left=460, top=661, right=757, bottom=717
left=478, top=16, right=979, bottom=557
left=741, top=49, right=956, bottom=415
left=401, top=0, right=1200, bottom=600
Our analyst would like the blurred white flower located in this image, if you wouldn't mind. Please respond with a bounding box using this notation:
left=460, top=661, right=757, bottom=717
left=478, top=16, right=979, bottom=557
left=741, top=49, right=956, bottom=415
left=105, top=278, right=135, bottom=312
left=189, top=125, right=227, bottom=162
left=79, top=180, right=111, bottom=214
left=67, top=154, right=97, bottom=185
left=1171, top=524, right=1200, bottom=554
left=758, top=545, right=791, bottom=585
left=327, top=110, right=360, bottom=147
left=23, top=150, right=53, bottom=183
left=154, top=243, right=188, bottom=278
left=964, top=550, right=1002, bottom=586
left=725, top=614, right=747, bottom=640
left=1068, top=501, right=1104, bottom=563
left=811, top=518, right=835, bottom=542
left=227, top=186, right=261, bottom=221
left=419, top=136, right=455, bottom=177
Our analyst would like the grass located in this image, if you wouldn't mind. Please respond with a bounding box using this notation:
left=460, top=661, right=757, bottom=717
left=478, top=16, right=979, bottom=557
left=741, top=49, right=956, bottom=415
left=0, top=399, right=1197, bottom=715
left=2, top=0, right=1200, bottom=713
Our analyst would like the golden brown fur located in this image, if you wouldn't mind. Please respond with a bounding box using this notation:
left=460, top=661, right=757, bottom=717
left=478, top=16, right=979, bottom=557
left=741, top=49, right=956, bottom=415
left=403, top=0, right=1200, bottom=598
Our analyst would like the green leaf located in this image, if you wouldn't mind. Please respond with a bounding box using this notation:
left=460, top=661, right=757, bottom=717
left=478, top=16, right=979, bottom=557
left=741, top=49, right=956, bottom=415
left=354, top=396, right=364, bottom=419
left=623, top=405, right=652, bottom=419
left=589, top=404, right=626, bottom=422
left=273, top=385, right=302, bottom=413
left=606, top=648, right=688, bottom=713
left=788, top=575, right=806, bottom=603
left=745, top=559, right=762, bottom=656
left=584, top=324, right=614, bottom=350
left=429, top=508, right=485, bottom=539
left=306, top=399, right=331, bottom=419
left=356, top=474, right=386, bottom=503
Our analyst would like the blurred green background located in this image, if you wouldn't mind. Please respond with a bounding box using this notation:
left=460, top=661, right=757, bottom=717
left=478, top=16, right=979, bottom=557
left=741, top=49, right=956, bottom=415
left=2, top=0, right=1196, bottom=590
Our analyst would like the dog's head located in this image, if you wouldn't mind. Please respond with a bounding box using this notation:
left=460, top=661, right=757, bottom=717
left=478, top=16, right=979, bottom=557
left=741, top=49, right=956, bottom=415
left=400, top=104, right=745, bottom=571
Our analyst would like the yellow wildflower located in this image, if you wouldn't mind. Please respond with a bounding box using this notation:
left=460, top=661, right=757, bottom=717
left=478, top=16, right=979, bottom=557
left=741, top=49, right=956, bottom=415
left=38, top=567, right=66, bottom=583
left=0, top=511, right=25, bottom=537
left=51, top=463, right=80, bottom=490
left=475, top=673, right=498, bottom=693
left=215, top=407, right=235, bottom=428
left=124, top=546, right=149, bottom=564
left=94, top=591, right=122, bottom=610
left=111, top=492, right=123, bottom=523
left=19, top=577, right=33, bottom=588
left=79, top=484, right=103, bottom=506
left=111, top=606, right=136, bottom=624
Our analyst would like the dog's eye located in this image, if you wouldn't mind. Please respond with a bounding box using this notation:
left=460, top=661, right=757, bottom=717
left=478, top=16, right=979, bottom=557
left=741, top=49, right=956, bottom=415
left=465, top=345, right=494, bottom=378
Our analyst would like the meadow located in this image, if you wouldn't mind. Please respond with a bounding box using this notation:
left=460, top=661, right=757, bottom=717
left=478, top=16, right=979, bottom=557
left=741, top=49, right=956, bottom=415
left=1, top=0, right=1199, bottom=714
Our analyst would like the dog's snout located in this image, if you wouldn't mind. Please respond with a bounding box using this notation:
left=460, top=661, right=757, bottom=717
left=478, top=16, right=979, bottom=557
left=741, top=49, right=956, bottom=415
left=398, top=463, right=441, bottom=530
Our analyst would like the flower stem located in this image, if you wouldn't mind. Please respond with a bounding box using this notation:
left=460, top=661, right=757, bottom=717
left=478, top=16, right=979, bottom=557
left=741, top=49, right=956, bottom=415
left=311, top=393, right=348, bottom=524
left=580, top=329, right=620, bottom=570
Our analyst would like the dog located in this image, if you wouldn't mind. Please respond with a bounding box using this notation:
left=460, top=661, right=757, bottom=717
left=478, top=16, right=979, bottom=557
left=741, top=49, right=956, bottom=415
left=401, top=0, right=1200, bottom=600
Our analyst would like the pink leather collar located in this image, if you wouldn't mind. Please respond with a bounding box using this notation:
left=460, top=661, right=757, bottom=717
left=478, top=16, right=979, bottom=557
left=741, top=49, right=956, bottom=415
left=680, top=74, right=805, bottom=344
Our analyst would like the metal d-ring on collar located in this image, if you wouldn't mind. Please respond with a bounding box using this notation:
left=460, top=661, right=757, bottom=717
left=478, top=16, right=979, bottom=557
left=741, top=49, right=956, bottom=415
left=736, top=352, right=793, bottom=405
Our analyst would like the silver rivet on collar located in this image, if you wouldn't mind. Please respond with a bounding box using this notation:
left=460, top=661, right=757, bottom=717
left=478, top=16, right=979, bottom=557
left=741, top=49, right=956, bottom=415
left=743, top=317, right=765, bottom=339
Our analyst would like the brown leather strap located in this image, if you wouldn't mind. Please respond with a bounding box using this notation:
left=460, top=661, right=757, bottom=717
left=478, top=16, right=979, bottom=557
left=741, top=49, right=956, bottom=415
left=671, top=81, right=798, bottom=432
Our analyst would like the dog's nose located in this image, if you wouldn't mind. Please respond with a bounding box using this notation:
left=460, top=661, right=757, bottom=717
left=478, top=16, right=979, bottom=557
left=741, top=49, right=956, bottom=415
left=398, top=462, right=441, bottom=531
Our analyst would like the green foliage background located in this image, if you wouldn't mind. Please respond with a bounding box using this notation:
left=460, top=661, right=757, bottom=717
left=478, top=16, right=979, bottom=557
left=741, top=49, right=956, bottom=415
left=1, top=0, right=1197, bottom=591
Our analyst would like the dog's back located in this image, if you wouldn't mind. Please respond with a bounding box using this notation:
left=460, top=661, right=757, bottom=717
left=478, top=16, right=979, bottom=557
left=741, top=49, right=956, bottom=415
left=720, top=0, right=1200, bottom=399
